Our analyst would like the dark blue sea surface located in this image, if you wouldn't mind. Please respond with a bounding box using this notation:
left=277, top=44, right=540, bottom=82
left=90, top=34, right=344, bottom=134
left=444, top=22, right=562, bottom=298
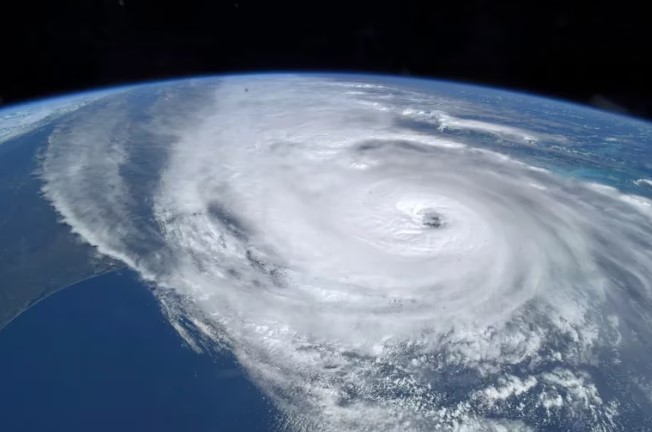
left=0, top=270, right=278, bottom=432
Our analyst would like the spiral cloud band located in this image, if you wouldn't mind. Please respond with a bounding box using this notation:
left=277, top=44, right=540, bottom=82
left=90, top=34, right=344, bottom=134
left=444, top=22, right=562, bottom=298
left=41, top=76, right=652, bottom=431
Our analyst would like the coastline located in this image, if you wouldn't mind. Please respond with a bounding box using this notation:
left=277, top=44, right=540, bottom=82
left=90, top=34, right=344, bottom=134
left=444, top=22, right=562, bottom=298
left=0, top=264, right=125, bottom=332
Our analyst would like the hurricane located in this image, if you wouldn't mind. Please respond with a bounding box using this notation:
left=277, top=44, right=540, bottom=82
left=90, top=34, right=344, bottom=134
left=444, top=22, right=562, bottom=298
left=40, top=75, right=652, bottom=431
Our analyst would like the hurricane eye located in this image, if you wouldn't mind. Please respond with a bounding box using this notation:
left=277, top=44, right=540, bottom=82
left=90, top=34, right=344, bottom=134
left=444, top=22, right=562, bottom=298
left=421, top=210, right=443, bottom=228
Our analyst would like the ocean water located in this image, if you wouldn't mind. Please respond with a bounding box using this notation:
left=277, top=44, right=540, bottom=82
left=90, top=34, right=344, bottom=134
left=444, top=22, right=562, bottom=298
left=0, top=270, right=278, bottom=432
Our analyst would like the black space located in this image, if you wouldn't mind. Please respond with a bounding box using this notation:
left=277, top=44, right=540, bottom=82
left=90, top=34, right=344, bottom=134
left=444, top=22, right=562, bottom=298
left=1, top=1, right=651, bottom=120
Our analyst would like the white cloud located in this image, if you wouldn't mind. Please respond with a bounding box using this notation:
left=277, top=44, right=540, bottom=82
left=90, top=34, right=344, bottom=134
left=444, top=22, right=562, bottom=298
left=41, top=75, right=652, bottom=431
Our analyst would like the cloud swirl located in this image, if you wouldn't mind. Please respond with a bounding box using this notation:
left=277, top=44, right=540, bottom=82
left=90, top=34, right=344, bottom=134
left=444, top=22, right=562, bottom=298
left=42, top=76, right=652, bottom=431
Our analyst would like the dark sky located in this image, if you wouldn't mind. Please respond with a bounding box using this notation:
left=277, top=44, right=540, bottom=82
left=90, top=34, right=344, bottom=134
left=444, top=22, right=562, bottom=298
left=2, top=1, right=651, bottom=120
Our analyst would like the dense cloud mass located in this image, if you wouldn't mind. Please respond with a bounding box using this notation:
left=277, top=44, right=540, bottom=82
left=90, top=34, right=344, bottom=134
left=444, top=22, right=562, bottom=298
left=41, top=75, right=652, bottom=431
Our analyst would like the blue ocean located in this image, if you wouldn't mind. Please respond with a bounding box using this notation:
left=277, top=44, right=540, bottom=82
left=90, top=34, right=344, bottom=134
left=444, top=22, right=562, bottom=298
left=0, top=270, right=279, bottom=431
